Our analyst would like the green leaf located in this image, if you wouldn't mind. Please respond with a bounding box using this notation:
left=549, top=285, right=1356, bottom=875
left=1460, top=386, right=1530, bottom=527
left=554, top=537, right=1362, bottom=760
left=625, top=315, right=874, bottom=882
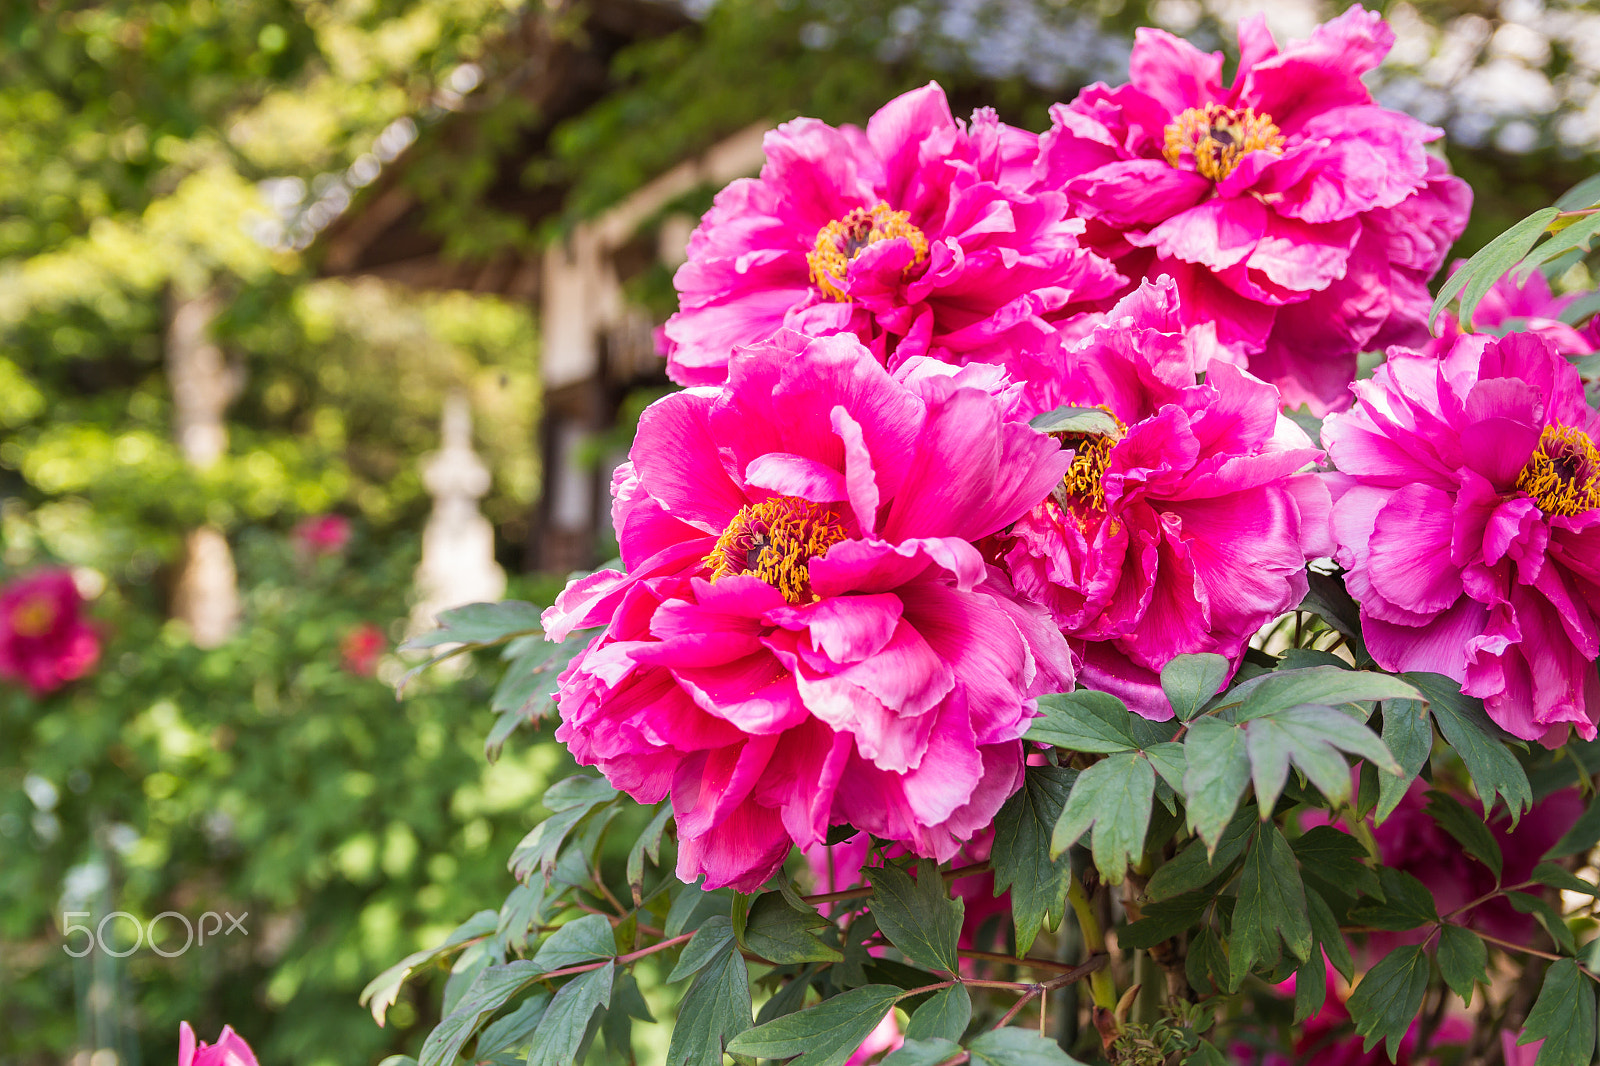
left=1294, top=949, right=1328, bottom=1024
left=991, top=764, right=1077, bottom=955
left=1161, top=653, right=1231, bottom=721
left=360, top=909, right=498, bottom=1025
left=1555, top=173, right=1600, bottom=211
left=668, top=916, right=736, bottom=983
left=966, top=1027, right=1088, bottom=1066
left=1050, top=751, right=1156, bottom=884
left=419, top=961, right=546, bottom=1066
left=1145, top=742, right=1187, bottom=796
left=664, top=881, right=732, bottom=939
left=475, top=992, right=552, bottom=1059
left=1241, top=706, right=1384, bottom=811
left=1521, top=958, right=1598, bottom=1066
left=741, top=891, right=843, bottom=964
left=1377, top=699, right=1432, bottom=824
left=1306, top=888, right=1353, bottom=982
left=531, top=914, right=617, bottom=972
left=870, top=863, right=963, bottom=973
left=1531, top=862, right=1600, bottom=899
left=904, top=983, right=970, bottom=1044
left=486, top=634, right=590, bottom=759
left=1119, top=889, right=1212, bottom=949
left=758, top=969, right=819, bottom=1025
left=1228, top=824, right=1313, bottom=989
left=881, top=1039, right=962, bottom=1066
left=402, top=600, right=545, bottom=650
left=1506, top=892, right=1577, bottom=955
left=1029, top=405, right=1121, bottom=437
left=1407, top=673, right=1531, bottom=826
left=626, top=801, right=673, bottom=898
left=1291, top=825, right=1381, bottom=900
left=1146, top=811, right=1253, bottom=901
left=1231, top=667, right=1420, bottom=723
left=1515, top=212, right=1600, bottom=283
left=509, top=777, right=619, bottom=884
left=1300, top=571, right=1368, bottom=664
left=601, top=972, right=655, bottom=1062
left=1183, top=718, right=1252, bottom=852
left=1026, top=691, right=1142, bottom=753
left=1429, top=207, right=1560, bottom=331
left=1186, top=929, right=1227, bottom=995
left=1546, top=795, right=1600, bottom=860
left=1189, top=1041, right=1229, bottom=1066
left=726, top=984, right=903, bottom=1066
left=667, top=940, right=752, bottom=1066
left=1423, top=791, right=1504, bottom=881
left=527, top=963, right=614, bottom=1066
left=1347, top=945, right=1429, bottom=1059
left=1348, top=868, right=1439, bottom=931
left=1437, top=925, right=1488, bottom=1006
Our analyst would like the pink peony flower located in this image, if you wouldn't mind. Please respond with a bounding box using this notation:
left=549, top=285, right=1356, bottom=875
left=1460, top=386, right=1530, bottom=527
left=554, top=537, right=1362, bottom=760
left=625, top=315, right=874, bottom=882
left=1323, top=331, right=1600, bottom=742
left=1426, top=261, right=1597, bottom=359
left=179, top=1022, right=259, bottom=1066
left=339, top=623, right=387, bottom=677
left=0, top=569, right=100, bottom=696
left=662, top=82, right=1124, bottom=387
left=1237, top=965, right=1470, bottom=1066
left=1032, top=6, right=1470, bottom=413
left=544, top=330, right=1074, bottom=891
left=1502, top=1031, right=1543, bottom=1066
left=997, top=280, right=1332, bottom=717
left=293, top=514, right=351, bottom=556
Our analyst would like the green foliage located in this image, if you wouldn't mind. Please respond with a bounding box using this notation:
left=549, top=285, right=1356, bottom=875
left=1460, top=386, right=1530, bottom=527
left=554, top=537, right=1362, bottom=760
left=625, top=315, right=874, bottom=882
left=1521, top=959, right=1598, bottom=1066
left=1346, top=946, right=1430, bottom=1060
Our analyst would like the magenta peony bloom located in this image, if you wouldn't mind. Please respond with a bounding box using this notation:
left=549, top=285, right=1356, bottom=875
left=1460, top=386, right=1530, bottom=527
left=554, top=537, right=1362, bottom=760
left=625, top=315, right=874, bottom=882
left=662, top=82, right=1124, bottom=387
left=1032, top=6, right=1470, bottom=413
left=179, top=1022, right=259, bottom=1066
left=0, top=569, right=100, bottom=696
left=1425, top=262, right=1597, bottom=359
left=544, top=330, right=1074, bottom=890
left=1323, top=332, right=1600, bottom=742
left=997, top=280, right=1331, bottom=717
left=293, top=513, right=351, bottom=556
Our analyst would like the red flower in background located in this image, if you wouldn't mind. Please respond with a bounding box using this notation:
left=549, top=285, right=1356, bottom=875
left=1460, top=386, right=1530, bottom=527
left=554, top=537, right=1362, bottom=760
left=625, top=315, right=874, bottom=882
left=0, top=569, right=99, bottom=696
left=294, top=514, right=352, bottom=556
left=340, top=623, right=387, bottom=677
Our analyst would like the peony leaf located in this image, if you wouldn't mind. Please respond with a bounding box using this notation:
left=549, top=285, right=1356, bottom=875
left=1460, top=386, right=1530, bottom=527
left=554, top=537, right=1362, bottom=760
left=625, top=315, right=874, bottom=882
left=1423, top=791, right=1504, bottom=882
left=1305, top=887, right=1353, bottom=982
left=1521, top=958, right=1598, bottom=1066
left=1299, top=571, right=1369, bottom=665
left=1183, top=718, right=1252, bottom=853
left=1545, top=795, right=1600, bottom=860
left=1291, top=825, right=1381, bottom=901
left=1028, top=405, right=1120, bottom=438
left=527, top=963, right=614, bottom=1066
left=401, top=600, right=546, bottom=650
left=1144, top=811, right=1253, bottom=901
left=1506, top=892, right=1577, bottom=955
left=1513, top=211, right=1600, bottom=283
left=740, top=891, right=843, bottom=964
left=419, top=961, right=547, bottom=1066
left=531, top=913, right=617, bottom=972
left=1119, top=888, right=1211, bottom=950
left=1406, top=673, right=1531, bottom=826
left=667, top=916, right=735, bottom=984
left=360, top=909, right=498, bottom=1025
left=1531, top=862, right=1600, bottom=899
left=966, top=1026, right=1090, bottom=1065
left=1428, top=207, right=1560, bottom=332
left=1293, top=949, right=1327, bottom=1024
left=1161, top=653, right=1231, bottom=721
left=881, top=1038, right=962, bottom=1066
left=726, top=984, right=903, bottom=1066
left=991, top=764, right=1077, bottom=955
left=1026, top=691, right=1143, bottom=753
left=1437, top=925, right=1488, bottom=1006
left=626, top=800, right=673, bottom=900
left=1049, top=751, right=1155, bottom=884
left=903, top=983, right=970, bottom=1044
left=667, top=939, right=752, bottom=1066
left=870, top=863, right=962, bottom=974
left=1348, top=868, right=1438, bottom=931
left=475, top=992, right=552, bottom=1060
left=1376, top=699, right=1432, bottom=823
left=1347, top=946, right=1429, bottom=1059
left=1230, top=666, right=1420, bottom=723
left=1554, top=172, right=1600, bottom=211
left=1227, top=823, right=1312, bottom=990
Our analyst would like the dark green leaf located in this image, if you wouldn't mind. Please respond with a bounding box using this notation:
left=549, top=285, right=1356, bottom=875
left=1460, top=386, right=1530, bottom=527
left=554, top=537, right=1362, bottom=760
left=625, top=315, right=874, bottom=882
left=1120, top=889, right=1212, bottom=949
left=1229, top=824, right=1313, bottom=989
left=527, top=964, right=614, bottom=1066
left=1051, top=751, right=1156, bottom=884
left=725, top=984, right=903, bottom=1066
left=1161, top=653, right=1231, bottom=721
left=667, top=941, right=752, bottom=1066
left=1300, top=571, right=1368, bottom=664
left=1294, top=949, right=1328, bottom=1023
left=741, top=891, right=843, bottom=964
left=1531, top=862, right=1600, bottom=899
left=401, top=600, right=545, bottom=650
left=1292, top=826, right=1381, bottom=900
left=1026, top=691, right=1141, bottom=753
left=757, top=969, right=819, bottom=1026
left=1187, top=929, right=1226, bottom=995
left=1521, top=958, right=1598, bottom=1066
left=1183, top=718, right=1252, bottom=852
left=668, top=916, right=736, bottom=983
left=1146, top=811, right=1253, bottom=901
left=1424, top=791, right=1504, bottom=881
left=870, top=864, right=962, bottom=973
left=664, top=881, right=732, bottom=939
left=1306, top=888, right=1353, bottom=982
left=1408, top=672, right=1531, bottom=825
left=420, top=961, right=546, bottom=1066
left=361, top=909, right=498, bottom=1025
left=1347, top=945, right=1429, bottom=1059
left=1547, top=795, right=1600, bottom=860
left=1437, top=925, right=1488, bottom=1006
left=600, top=972, right=655, bottom=1063
left=1515, top=212, right=1600, bottom=282
left=1430, top=207, right=1560, bottom=331
left=992, top=764, right=1077, bottom=955
left=1232, top=667, right=1420, bottom=723
left=881, top=1039, right=961, bottom=1066
left=967, top=1027, right=1088, bottom=1066
left=626, top=801, right=673, bottom=898
left=1029, top=405, right=1121, bottom=437
left=1189, top=1041, right=1229, bottom=1066
left=904, top=984, right=970, bottom=1044
left=531, top=914, right=616, bottom=972
left=1349, top=868, right=1439, bottom=931
left=1377, top=700, right=1432, bottom=824
left=1145, top=743, right=1187, bottom=796
left=1506, top=892, right=1577, bottom=955
left=475, top=992, right=551, bottom=1059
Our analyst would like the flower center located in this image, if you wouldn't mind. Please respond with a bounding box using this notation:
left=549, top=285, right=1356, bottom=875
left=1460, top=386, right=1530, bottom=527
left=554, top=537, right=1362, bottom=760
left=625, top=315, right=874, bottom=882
left=1051, top=412, right=1125, bottom=513
left=10, top=594, right=59, bottom=638
left=1517, top=424, right=1600, bottom=518
left=807, top=204, right=929, bottom=302
left=1162, top=104, right=1285, bottom=182
left=705, top=496, right=849, bottom=603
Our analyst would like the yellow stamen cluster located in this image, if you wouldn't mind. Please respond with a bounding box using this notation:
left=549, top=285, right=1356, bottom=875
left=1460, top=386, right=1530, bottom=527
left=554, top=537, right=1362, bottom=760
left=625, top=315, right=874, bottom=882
left=705, top=496, right=849, bottom=604
left=1517, top=424, right=1600, bottom=518
left=1163, top=104, right=1285, bottom=182
left=808, top=204, right=929, bottom=302
left=1052, top=411, right=1126, bottom=513
left=10, top=594, right=58, bottom=638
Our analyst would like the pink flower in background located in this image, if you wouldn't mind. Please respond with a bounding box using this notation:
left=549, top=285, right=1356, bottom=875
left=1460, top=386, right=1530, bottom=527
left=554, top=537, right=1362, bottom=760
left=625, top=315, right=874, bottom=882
left=845, top=1013, right=904, bottom=1066
left=1425, top=261, right=1597, bottom=358
left=998, top=280, right=1331, bottom=717
left=293, top=513, right=351, bottom=556
left=544, top=330, right=1074, bottom=891
left=340, top=623, right=387, bottom=677
left=663, top=82, right=1124, bottom=387
left=1324, top=332, right=1600, bottom=743
left=0, top=569, right=100, bottom=696
left=179, top=1022, right=258, bottom=1066
left=1238, top=965, right=1470, bottom=1066
left=1032, top=6, right=1470, bottom=413
left=1502, top=1031, right=1543, bottom=1066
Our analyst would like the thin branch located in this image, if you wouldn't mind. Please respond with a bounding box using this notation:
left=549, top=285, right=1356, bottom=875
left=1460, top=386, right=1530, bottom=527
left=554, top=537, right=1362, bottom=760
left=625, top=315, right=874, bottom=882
left=993, top=987, right=1042, bottom=1028
left=957, top=948, right=1086, bottom=974
left=537, top=930, right=697, bottom=981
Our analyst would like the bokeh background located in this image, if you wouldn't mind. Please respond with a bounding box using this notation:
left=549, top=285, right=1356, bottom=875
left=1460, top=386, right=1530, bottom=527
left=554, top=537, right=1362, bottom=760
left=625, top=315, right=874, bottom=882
left=2, top=0, right=1598, bottom=1063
